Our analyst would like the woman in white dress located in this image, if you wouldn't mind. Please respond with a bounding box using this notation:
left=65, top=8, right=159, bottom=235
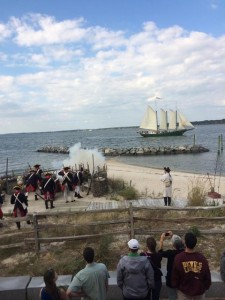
left=160, top=167, right=172, bottom=206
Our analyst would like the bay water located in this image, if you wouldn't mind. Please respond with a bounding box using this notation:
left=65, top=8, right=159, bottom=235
left=0, top=124, right=224, bottom=177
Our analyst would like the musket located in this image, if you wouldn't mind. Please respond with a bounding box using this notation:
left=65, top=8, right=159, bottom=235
left=86, top=176, right=92, bottom=195
left=35, top=192, right=46, bottom=201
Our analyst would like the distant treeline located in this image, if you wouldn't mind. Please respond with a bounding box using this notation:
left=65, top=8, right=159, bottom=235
left=192, top=119, right=225, bottom=125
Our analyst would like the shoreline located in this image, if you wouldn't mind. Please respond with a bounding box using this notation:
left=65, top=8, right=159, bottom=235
left=1, top=159, right=224, bottom=216
left=106, top=158, right=225, bottom=200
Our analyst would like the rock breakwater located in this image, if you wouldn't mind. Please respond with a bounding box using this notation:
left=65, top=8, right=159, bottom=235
left=37, top=145, right=209, bottom=156
left=37, top=146, right=69, bottom=153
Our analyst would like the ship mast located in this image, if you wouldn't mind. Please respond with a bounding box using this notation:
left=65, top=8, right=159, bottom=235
left=175, top=102, right=179, bottom=130
left=155, top=97, right=161, bottom=132
left=166, top=110, right=169, bottom=130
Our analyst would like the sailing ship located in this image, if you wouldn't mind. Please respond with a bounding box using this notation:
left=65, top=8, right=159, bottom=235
left=139, top=105, right=194, bottom=137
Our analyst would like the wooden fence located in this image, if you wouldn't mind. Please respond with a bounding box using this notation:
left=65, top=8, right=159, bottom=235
left=1, top=204, right=225, bottom=254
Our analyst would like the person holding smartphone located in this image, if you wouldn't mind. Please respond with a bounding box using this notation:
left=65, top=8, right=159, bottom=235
left=158, top=231, right=185, bottom=300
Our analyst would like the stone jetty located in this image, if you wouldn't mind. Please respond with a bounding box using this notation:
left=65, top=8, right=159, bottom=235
left=37, top=146, right=69, bottom=153
left=37, top=145, right=209, bottom=156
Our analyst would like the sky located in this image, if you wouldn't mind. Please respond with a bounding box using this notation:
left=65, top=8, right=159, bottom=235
left=0, top=0, right=225, bottom=134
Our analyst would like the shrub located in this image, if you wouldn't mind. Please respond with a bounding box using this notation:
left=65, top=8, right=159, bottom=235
left=188, top=226, right=201, bottom=237
left=107, top=178, right=125, bottom=191
left=118, top=186, right=139, bottom=200
left=108, top=177, right=139, bottom=200
left=187, top=177, right=207, bottom=206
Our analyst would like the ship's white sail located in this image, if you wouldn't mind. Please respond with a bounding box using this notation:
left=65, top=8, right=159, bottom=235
left=140, top=106, right=158, bottom=131
left=168, top=110, right=177, bottom=130
left=178, top=112, right=195, bottom=129
left=160, top=109, right=167, bottom=130
left=139, top=105, right=194, bottom=137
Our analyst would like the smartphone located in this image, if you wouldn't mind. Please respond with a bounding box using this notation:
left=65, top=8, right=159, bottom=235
left=165, top=232, right=170, bottom=236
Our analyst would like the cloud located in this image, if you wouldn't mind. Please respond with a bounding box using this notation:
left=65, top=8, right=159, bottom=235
left=0, top=14, right=225, bottom=133
left=0, top=22, right=12, bottom=42
left=210, top=0, right=219, bottom=10
left=9, top=14, right=87, bottom=46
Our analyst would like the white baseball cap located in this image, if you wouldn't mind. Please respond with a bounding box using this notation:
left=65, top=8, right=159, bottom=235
left=128, top=239, right=139, bottom=250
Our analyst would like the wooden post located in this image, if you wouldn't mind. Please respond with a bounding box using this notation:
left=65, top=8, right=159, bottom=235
left=193, top=134, right=196, bottom=146
left=92, top=154, right=95, bottom=173
left=129, top=203, right=134, bottom=239
left=33, top=214, right=40, bottom=254
left=5, top=158, right=9, bottom=194
left=218, top=135, right=221, bottom=154
left=221, top=134, right=223, bottom=151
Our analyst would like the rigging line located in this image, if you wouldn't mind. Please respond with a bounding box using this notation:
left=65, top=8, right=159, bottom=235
left=217, top=157, right=223, bottom=193
left=213, top=152, right=219, bottom=188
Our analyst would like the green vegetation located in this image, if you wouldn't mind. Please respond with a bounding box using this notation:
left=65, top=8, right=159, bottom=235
left=187, top=177, right=207, bottom=206
left=107, top=177, right=139, bottom=200
left=188, top=226, right=201, bottom=237
left=1, top=204, right=225, bottom=276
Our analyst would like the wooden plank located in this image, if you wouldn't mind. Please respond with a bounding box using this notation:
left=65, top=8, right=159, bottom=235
left=37, top=219, right=130, bottom=229
left=33, top=214, right=40, bottom=254
left=134, top=216, right=225, bottom=222
left=133, top=205, right=225, bottom=211
left=0, top=231, right=34, bottom=240
left=24, top=230, right=131, bottom=244
left=0, top=243, right=25, bottom=249
left=0, top=216, right=32, bottom=224
left=135, top=228, right=225, bottom=235
left=129, top=203, right=134, bottom=239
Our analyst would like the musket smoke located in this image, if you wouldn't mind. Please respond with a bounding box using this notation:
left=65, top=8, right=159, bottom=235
left=62, top=142, right=105, bottom=173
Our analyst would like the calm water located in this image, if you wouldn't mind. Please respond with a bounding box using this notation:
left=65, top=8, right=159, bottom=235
left=0, top=125, right=224, bottom=176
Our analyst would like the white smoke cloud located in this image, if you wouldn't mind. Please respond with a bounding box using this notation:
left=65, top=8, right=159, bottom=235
left=51, top=159, right=63, bottom=170
left=62, top=142, right=105, bottom=173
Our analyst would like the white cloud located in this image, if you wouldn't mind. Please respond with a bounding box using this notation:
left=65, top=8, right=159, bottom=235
left=0, top=23, right=12, bottom=42
left=0, top=14, right=225, bottom=133
left=10, top=14, right=87, bottom=46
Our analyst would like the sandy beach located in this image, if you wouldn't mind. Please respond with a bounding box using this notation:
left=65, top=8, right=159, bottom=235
left=2, top=159, right=225, bottom=215
left=106, top=158, right=225, bottom=201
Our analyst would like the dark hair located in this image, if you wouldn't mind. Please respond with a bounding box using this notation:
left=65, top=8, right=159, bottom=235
left=43, top=268, right=60, bottom=299
left=44, top=268, right=56, bottom=286
left=185, top=232, right=197, bottom=249
left=164, top=167, right=171, bottom=173
left=173, top=239, right=185, bottom=251
left=83, top=247, right=94, bottom=263
left=146, top=237, right=157, bottom=253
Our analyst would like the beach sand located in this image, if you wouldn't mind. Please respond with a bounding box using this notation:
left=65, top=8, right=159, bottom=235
left=106, top=158, right=225, bottom=201
left=2, top=159, right=225, bottom=215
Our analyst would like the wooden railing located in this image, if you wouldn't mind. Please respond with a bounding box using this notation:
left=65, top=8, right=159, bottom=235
left=1, top=204, right=225, bottom=253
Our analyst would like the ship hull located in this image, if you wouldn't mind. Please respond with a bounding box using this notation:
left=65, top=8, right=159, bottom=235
left=139, top=129, right=192, bottom=137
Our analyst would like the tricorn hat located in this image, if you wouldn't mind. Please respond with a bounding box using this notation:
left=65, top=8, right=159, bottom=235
left=63, top=166, right=70, bottom=170
left=34, top=164, right=41, bottom=168
left=13, top=185, right=22, bottom=190
left=45, top=172, right=52, bottom=176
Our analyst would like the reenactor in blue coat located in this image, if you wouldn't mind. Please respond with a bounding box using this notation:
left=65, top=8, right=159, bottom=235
left=74, top=167, right=84, bottom=199
left=11, top=185, right=29, bottom=230
left=25, top=169, right=39, bottom=200
left=34, top=164, right=44, bottom=199
left=41, top=172, right=56, bottom=209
